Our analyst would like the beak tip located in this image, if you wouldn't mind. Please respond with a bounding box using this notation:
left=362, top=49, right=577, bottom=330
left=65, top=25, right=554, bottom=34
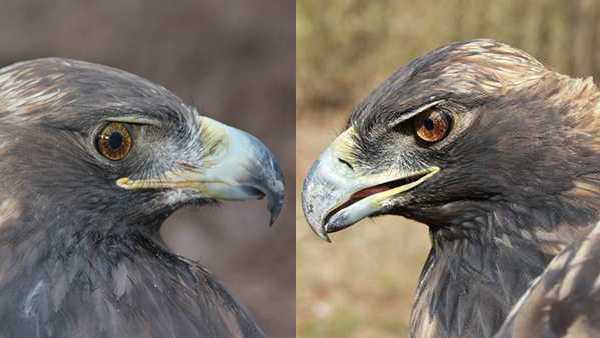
left=267, top=195, right=284, bottom=226
left=263, top=149, right=285, bottom=227
left=268, top=213, right=277, bottom=227
left=315, top=228, right=332, bottom=242
left=307, top=219, right=331, bottom=242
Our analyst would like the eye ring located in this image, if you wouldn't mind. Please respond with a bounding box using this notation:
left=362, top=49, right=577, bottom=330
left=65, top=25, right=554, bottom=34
left=96, top=122, right=133, bottom=161
left=414, top=109, right=452, bottom=143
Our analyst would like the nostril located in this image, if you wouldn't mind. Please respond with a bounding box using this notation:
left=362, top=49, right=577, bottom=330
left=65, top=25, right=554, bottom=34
left=338, top=158, right=354, bottom=171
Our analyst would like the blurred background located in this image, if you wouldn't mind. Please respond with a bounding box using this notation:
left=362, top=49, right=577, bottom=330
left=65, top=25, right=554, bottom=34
left=0, top=1, right=294, bottom=337
left=297, top=0, right=600, bottom=337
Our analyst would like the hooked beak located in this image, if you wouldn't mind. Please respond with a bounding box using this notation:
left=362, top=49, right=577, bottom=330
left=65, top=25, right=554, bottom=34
left=302, top=127, right=438, bottom=241
left=117, top=116, right=285, bottom=225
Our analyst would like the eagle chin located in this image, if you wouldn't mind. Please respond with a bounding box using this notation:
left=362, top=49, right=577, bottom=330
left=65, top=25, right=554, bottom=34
left=302, top=39, right=600, bottom=338
left=0, top=58, right=284, bottom=338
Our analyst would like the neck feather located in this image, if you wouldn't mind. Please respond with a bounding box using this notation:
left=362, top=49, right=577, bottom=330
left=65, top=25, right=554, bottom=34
left=410, top=199, right=598, bottom=338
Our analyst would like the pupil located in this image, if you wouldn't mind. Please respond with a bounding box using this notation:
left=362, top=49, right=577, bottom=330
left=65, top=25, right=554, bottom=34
left=108, top=132, right=123, bottom=149
left=424, top=118, right=435, bottom=131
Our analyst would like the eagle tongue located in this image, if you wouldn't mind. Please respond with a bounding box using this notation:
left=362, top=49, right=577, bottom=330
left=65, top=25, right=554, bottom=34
left=351, top=185, right=391, bottom=199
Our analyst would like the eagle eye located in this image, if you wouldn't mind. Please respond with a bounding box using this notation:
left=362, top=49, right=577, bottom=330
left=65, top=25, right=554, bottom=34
left=414, top=108, right=452, bottom=143
left=96, top=122, right=133, bottom=161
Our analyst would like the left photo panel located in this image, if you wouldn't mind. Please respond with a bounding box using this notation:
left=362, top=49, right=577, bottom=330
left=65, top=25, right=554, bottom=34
left=0, top=1, right=295, bottom=338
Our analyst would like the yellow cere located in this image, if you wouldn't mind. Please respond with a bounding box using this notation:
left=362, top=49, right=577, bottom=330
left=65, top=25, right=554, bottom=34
left=331, top=127, right=357, bottom=165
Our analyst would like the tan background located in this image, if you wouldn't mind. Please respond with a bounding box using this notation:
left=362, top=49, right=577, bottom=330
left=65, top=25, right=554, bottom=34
left=0, top=1, right=295, bottom=337
left=296, top=0, right=600, bottom=337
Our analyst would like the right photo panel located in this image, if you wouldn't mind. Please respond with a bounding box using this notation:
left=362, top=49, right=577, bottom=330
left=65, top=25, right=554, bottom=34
left=297, top=1, right=600, bottom=337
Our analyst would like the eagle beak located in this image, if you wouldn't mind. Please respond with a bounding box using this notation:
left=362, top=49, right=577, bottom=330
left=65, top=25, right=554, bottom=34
left=302, top=128, right=438, bottom=241
left=118, top=116, right=285, bottom=225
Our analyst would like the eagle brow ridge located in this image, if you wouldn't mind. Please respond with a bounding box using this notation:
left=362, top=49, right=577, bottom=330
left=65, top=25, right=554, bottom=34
left=386, top=99, right=446, bottom=129
left=104, top=116, right=162, bottom=127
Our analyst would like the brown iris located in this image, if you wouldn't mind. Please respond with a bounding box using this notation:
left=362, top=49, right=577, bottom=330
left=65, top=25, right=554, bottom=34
left=414, top=109, right=451, bottom=143
left=96, top=123, right=132, bottom=161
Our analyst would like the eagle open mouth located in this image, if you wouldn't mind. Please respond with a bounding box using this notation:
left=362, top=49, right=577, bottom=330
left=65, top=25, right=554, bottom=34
left=323, top=170, right=431, bottom=231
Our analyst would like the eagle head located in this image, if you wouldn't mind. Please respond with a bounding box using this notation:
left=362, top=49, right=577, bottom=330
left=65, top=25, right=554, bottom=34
left=0, top=58, right=285, bottom=235
left=303, top=39, right=600, bottom=241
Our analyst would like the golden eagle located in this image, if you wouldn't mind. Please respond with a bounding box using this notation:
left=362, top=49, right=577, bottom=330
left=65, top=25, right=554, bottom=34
left=0, top=58, right=284, bottom=337
left=303, top=39, right=600, bottom=337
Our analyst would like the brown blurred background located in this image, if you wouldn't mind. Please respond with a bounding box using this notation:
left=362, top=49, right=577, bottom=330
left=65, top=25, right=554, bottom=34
left=297, top=0, right=600, bottom=337
left=0, top=1, right=294, bottom=337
